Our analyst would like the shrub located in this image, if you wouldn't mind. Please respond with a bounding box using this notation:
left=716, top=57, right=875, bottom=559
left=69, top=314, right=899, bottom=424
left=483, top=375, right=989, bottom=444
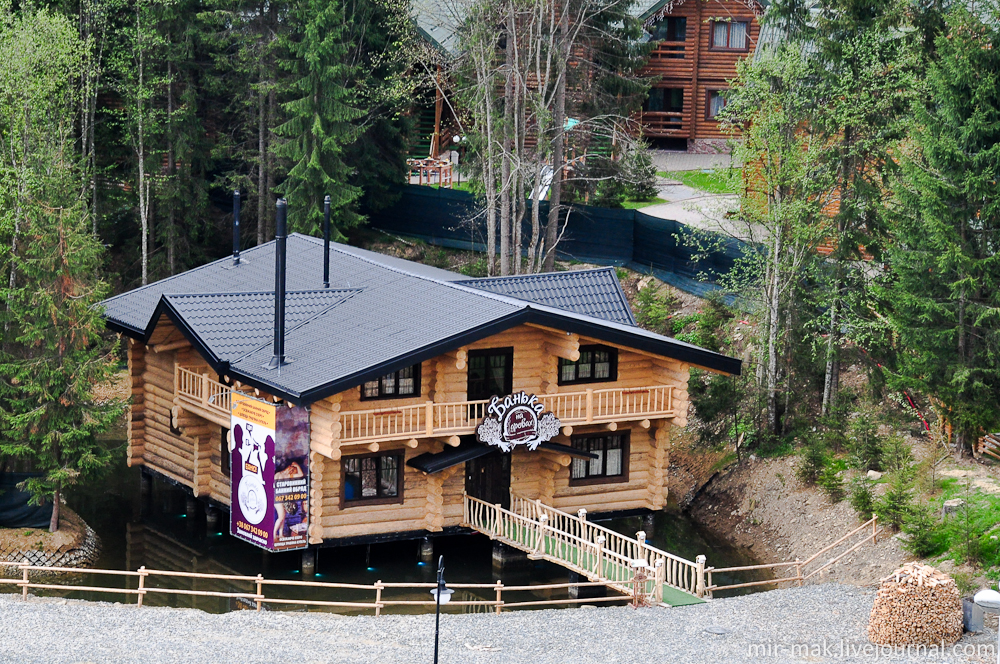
left=620, top=141, right=659, bottom=201
left=634, top=284, right=676, bottom=334
left=902, top=504, right=945, bottom=558
left=875, top=473, right=915, bottom=530
left=849, top=476, right=876, bottom=519
left=880, top=434, right=914, bottom=476
left=849, top=411, right=882, bottom=471
left=818, top=465, right=845, bottom=502
left=796, top=436, right=828, bottom=485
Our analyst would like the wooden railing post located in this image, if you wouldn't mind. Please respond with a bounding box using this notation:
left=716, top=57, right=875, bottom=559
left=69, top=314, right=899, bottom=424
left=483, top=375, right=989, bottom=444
left=494, top=580, right=503, bottom=615
left=137, top=566, right=147, bottom=608
left=534, top=514, right=548, bottom=556
left=375, top=580, right=383, bottom=616
left=255, top=574, right=263, bottom=611
left=795, top=558, right=803, bottom=587
left=493, top=503, right=502, bottom=539
left=585, top=388, right=594, bottom=423
left=695, top=555, right=706, bottom=598
left=872, top=515, right=878, bottom=544
left=595, top=535, right=605, bottom=578
left=705, top=566, right=713, bottom=600
left=20, top=563, right=28, bottom=600
left=425, top=401, right=434, bottom=435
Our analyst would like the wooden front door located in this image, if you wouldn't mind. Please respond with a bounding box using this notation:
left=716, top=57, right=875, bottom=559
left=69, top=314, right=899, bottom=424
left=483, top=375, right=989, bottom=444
left=465, top=447, right=511, bottom=509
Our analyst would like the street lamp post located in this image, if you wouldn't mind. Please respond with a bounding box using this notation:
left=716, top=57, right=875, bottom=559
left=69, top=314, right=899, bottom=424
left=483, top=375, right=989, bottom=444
left=429, top=554, right=454, bottom=664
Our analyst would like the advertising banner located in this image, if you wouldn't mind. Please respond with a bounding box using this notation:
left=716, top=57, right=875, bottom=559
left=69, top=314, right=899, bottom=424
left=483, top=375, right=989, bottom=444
left=230, top=394, right=310, bottom=551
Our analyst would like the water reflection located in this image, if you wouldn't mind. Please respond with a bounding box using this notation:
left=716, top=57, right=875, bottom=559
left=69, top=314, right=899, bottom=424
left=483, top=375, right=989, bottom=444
left=6, top=461, right=767, bottom=612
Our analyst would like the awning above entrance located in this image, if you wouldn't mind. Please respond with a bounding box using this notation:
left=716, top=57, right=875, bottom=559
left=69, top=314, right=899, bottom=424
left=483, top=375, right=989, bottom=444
left=407, top=440, right=599, bottom=474
left=407, top=440, right=494, bottom=474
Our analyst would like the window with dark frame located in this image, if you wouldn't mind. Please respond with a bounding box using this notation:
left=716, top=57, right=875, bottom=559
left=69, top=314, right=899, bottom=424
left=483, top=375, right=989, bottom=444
left=706, top=90, right=729, bottom=119
left=221, top=428, right=230, bottom=477
left=361, top=364, right=420, bottom=400
left=570, top=433, right=628, bottom=482
left=558, top=345, right=617, bottom=385
left=710, top=20, right=748, bottom=50
left=649, top=16, right=687, bottom=42
left=343, top=453, right=403, bottom=504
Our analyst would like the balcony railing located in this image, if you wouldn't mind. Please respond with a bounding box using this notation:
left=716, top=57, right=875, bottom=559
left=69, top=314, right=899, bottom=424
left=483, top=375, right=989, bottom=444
left=173, top=367, right=675, bottom=445
left=635, top=111, right=686, bottom=138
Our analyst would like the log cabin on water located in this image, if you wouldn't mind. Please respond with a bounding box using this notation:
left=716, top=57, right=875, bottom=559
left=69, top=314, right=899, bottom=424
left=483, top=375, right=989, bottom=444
left=101, top=231, right=740, bottom=553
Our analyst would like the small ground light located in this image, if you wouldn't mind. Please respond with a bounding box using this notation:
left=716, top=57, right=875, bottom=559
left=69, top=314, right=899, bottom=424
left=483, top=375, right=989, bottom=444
left=973, top=587, right=1000, bottom=664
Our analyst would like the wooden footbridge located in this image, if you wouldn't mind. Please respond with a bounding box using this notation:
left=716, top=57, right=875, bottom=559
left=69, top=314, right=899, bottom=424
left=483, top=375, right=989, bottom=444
left=463, top=492, right=708, bottom=606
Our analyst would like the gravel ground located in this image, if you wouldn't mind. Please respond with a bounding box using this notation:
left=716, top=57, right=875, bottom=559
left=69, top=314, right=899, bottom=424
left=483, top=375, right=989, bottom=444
left=1, top=585, right=996, bottom=663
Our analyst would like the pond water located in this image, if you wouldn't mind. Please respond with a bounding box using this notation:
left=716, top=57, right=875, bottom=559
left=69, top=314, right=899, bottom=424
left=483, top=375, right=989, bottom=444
left=7, top=449, right=770, bottom=613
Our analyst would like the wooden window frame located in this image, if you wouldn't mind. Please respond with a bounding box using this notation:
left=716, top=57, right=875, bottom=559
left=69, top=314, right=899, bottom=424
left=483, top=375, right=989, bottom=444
left=568, top=432, right=630, bottom=486
left=708, top=20, right=750, bottom=52
left=221, top=427, right=231, bottom=478
left=340, top=450, right=405, bottom=508
left=705, top=88, right=729, bottom=120
left=467, top=347, right=515, bottom=399
left=557, top=345, right=618, bottom=386
left=360, top=363, right=422, bottom=401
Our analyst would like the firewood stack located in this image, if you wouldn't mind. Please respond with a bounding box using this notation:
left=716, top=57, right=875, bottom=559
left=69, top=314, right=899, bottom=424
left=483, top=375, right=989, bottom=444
left=867, top=563, right=963, bottom=646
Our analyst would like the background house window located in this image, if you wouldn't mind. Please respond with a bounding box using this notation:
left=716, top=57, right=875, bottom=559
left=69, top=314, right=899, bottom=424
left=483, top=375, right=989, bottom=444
left=711, top=21, right=748, bottom=50
left=707, top=90, right=728, bottom=119
left=558, top=345, right=617, bottom=385
left=361, top=364, right=420, bottom=400
left=643, top=87, right=684, bottom=114
left=649, top=16, right=686, bottom=42
left=343, top=453, right=402, bottom=504
left=570, top=433, right=628, bottom=482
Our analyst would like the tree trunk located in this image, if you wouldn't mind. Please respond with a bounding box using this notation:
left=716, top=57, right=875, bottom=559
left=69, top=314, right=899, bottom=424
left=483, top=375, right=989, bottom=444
left=257, top=89, right=267, bottom=245
left=544, top=50, right=566, bottom=273
left=49, top=484, right=60, bottom=533
left=821, top=295, right=839, bottom=416
left=499, top=10, right=515, bottom=276
left=166, top=58, right=176, bottom=275
left=766, top=212, right=783, bottom=437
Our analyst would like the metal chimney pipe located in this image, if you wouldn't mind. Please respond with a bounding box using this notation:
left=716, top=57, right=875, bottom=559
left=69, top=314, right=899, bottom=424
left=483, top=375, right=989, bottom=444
left=270, top=198, right=288, bottom=368
left=323, top=195, right=331, bottom=288
left=232, top=190, right=241, bottom=266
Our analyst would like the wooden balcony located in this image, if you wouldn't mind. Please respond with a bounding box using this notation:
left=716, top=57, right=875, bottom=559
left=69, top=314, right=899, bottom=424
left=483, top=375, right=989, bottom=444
left=338, top=385, right=674, bottom=444
left=173, top=366, right=675, bottom=446
left=174, top=366, right=242, bottom=428
left=635, top=111, right=687, bottom=138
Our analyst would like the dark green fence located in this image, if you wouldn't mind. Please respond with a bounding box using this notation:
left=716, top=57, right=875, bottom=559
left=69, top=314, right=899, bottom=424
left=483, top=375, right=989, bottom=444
left=368, top=186, right=752, bottom=297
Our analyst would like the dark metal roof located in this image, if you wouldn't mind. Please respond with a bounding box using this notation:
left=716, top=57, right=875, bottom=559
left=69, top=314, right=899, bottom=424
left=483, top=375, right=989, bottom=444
left=456, top=268, right=637, bottom=326
left=101, top=234, right=740, bottom=405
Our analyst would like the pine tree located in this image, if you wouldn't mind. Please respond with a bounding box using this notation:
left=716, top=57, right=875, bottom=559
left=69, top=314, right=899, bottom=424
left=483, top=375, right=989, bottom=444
left=275, top=0, right=364, bottom=236
left=880, top=7, right=1000, bottom=455
left=0, top=6, right=126, bottom=532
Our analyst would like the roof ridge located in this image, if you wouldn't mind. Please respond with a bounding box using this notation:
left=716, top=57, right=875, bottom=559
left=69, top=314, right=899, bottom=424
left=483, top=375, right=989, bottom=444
left=292, top=233, right=535, bottom=311
left=164, top=288, right=360, bottom=299
left=456, top=266, right=618, bottom=284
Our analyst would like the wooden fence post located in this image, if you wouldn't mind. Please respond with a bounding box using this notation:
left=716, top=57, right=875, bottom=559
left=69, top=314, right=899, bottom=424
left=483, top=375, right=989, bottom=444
left=872, top=515, right=878, bottom=544
left=375, top=580, right=383, bottom=617
left=695, top=555, right=706, bottom=598
left=705, top=567, right=713, bottom=600
left=595, top=535, right=606, bottom=578
left=534, top=514, right=548, bottom=556
left=137, top=566, right=147, bottom=608
left=493, top=503, right=502, bottom=539
left=255, top=574, right=263, bottom=611
left=795, top=558, right=803, bottom=587
left=655, top=559, right=665, bottom=603
left=494, top=580, right=503, bottom=615
left=21, top=563, right=28, bottom=601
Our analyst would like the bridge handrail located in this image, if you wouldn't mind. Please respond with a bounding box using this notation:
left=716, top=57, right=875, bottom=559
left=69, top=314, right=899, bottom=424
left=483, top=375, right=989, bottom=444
left=508, top=490, right=703, bottom=597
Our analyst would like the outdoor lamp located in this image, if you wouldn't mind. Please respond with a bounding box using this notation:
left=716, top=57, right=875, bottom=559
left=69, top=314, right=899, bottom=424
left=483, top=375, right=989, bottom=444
left=430, top=555, right=453, bottom=664
left=973, top=587, right=1000, bottom=664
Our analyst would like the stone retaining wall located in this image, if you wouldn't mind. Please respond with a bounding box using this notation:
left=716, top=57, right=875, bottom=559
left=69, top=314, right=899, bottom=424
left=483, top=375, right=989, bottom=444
left=1, top=523, right=101, bottom=577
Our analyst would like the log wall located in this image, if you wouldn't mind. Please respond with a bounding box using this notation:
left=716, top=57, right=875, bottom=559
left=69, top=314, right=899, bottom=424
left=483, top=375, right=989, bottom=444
left=127, top=319, right=707, bottom=543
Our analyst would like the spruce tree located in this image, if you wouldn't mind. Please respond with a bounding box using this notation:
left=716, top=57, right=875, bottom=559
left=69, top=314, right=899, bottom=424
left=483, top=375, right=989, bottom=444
left=275, top=0, right=364, bottom=236
left=880, top=7, right=1000, bottom=455
left=0, top=7, right=126, bottom=532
